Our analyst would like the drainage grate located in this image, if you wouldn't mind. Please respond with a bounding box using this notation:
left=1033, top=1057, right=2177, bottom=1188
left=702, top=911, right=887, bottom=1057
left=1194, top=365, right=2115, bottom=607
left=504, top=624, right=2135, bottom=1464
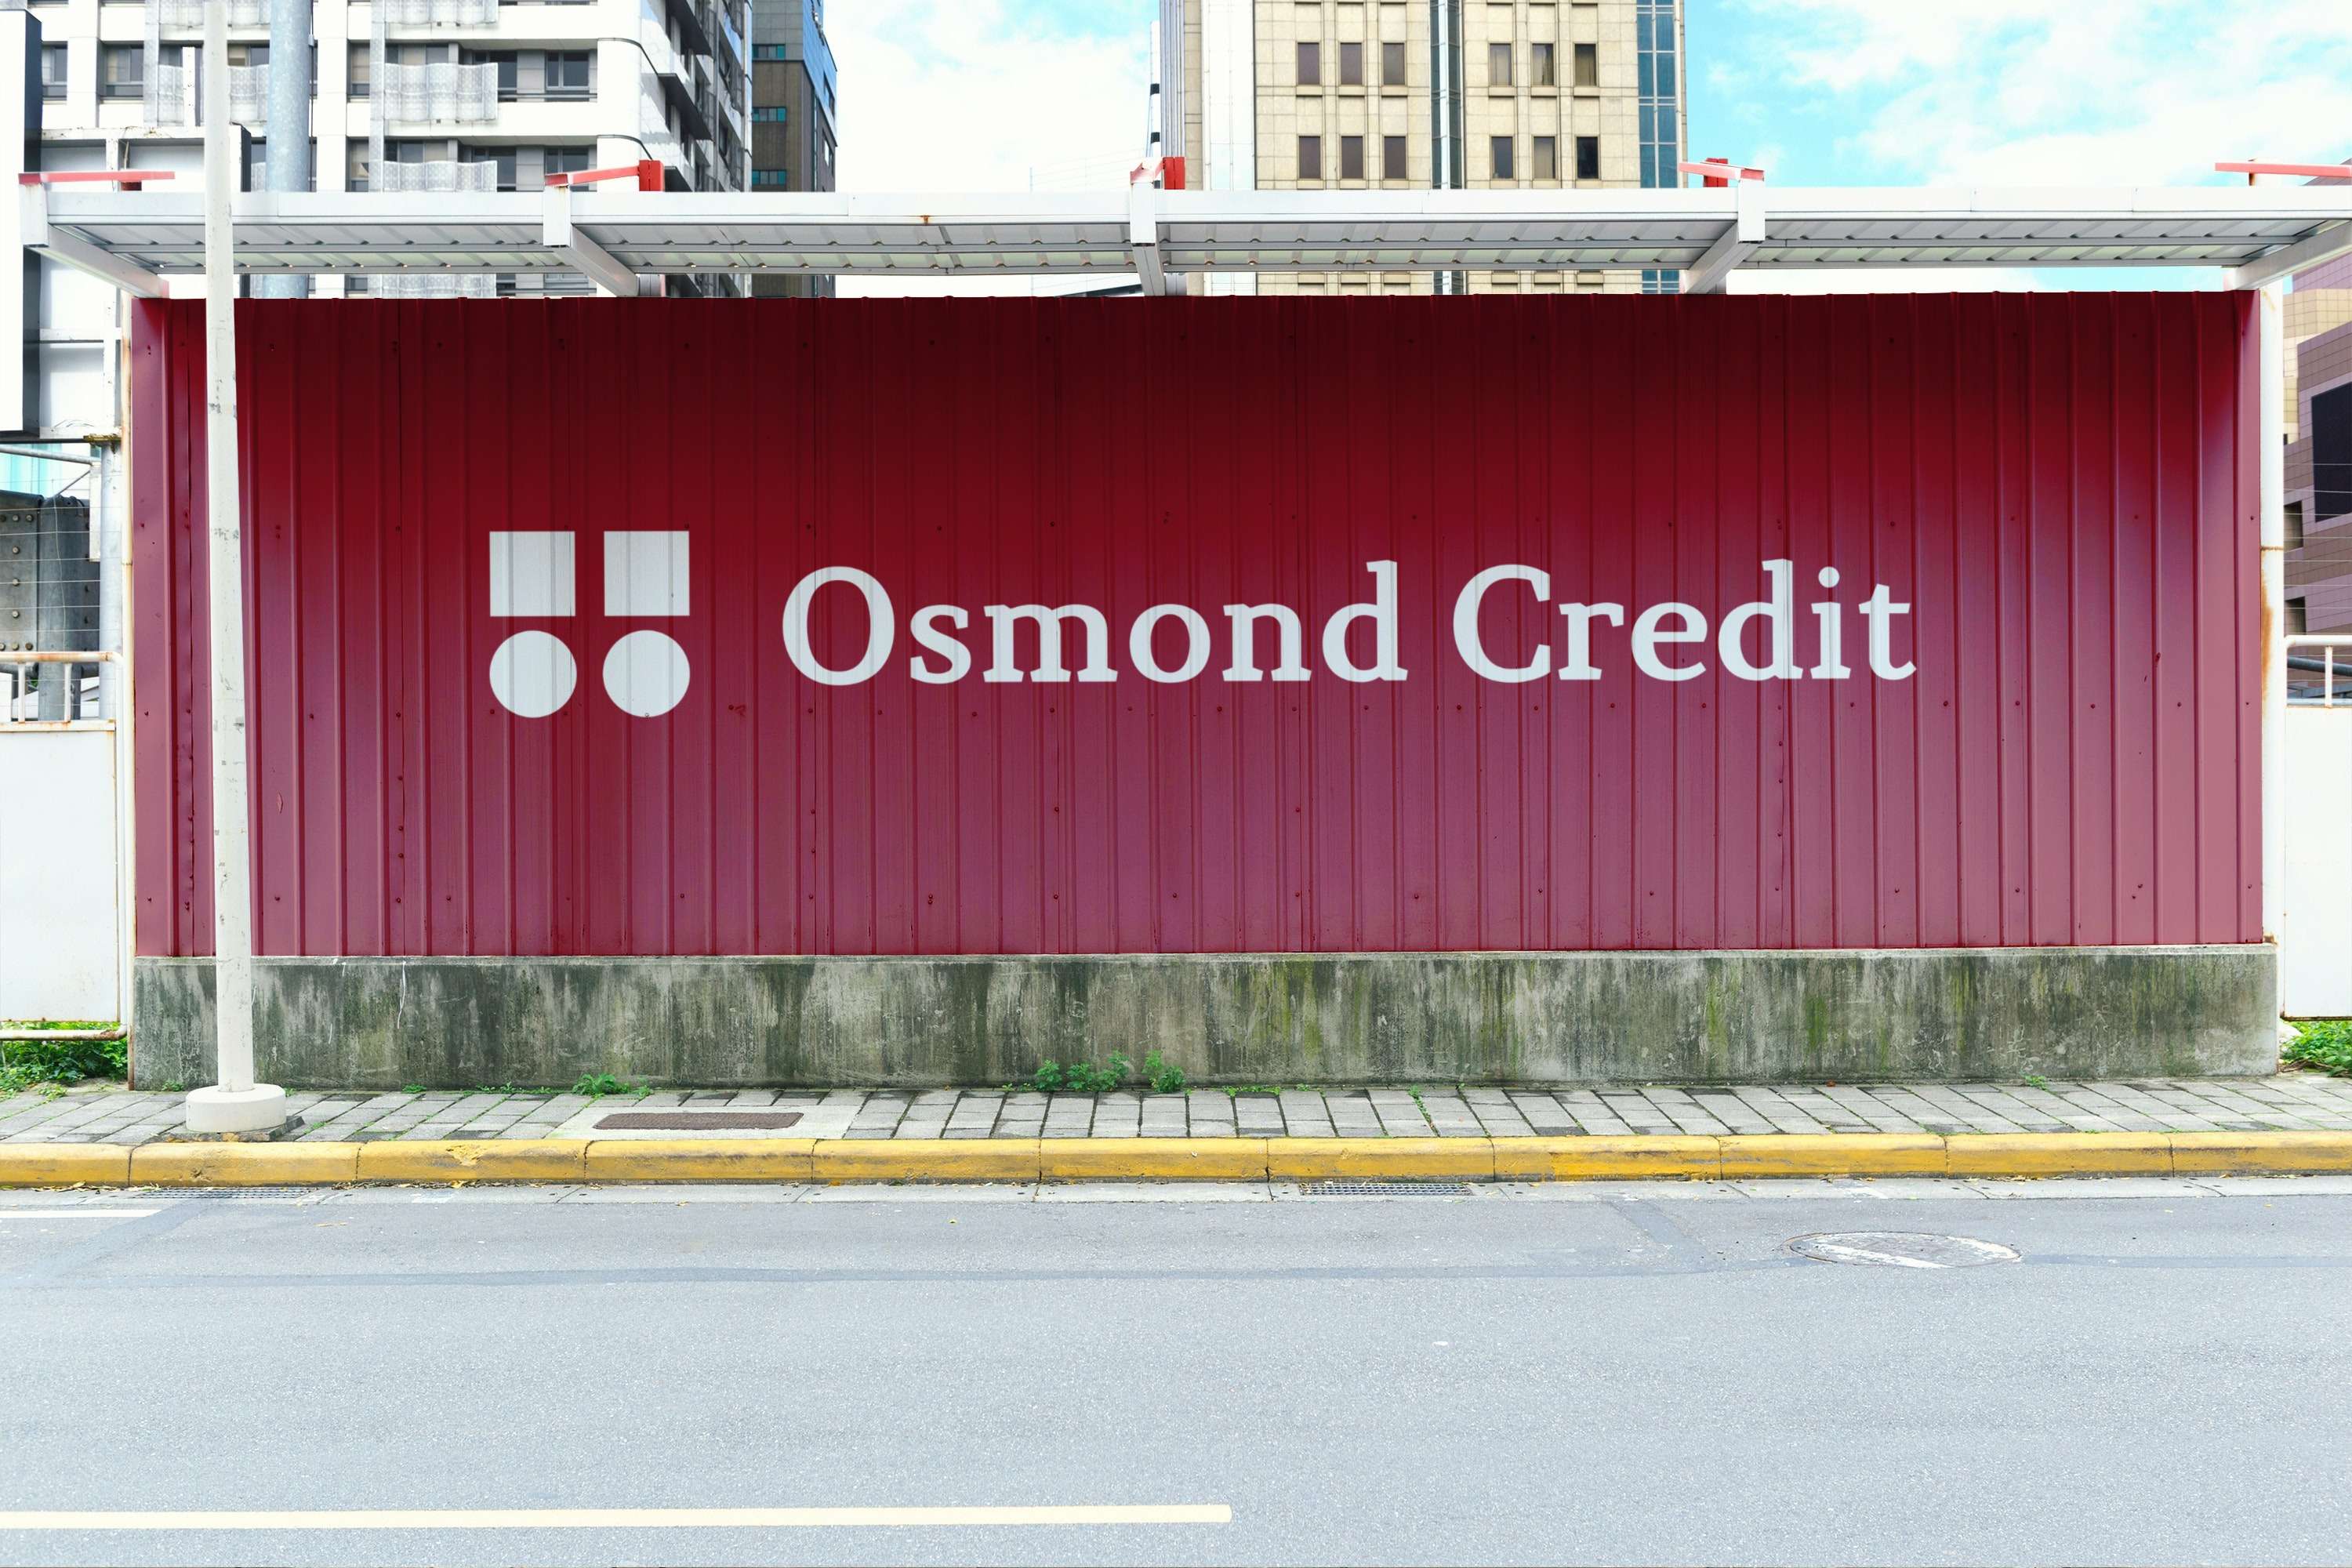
left=170, top=1187, right=331, bottom=1200
left=1301, top=1181, right=1473, bottom=1197
left=593, top=1111, right=806, bottom=1131
left=1789, top=1232, right=2020, bottom=1269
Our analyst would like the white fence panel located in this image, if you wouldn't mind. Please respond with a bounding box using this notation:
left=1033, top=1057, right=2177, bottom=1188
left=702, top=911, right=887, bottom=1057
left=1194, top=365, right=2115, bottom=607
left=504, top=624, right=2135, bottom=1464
left=0, top=730, right=117, bottom=1022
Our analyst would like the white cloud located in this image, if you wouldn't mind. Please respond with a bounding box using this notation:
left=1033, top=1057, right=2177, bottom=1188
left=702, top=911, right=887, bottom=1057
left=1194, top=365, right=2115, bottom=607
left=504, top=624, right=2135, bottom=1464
left=1740, top=0, right=2352, bottom=187
left=826, top=0, right=1152, bottom=295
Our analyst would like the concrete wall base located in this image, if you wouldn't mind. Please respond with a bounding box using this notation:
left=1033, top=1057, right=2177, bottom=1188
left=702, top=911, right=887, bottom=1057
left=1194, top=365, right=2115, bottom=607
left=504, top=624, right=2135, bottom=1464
left=129, top=948, right=2280, bottom=1090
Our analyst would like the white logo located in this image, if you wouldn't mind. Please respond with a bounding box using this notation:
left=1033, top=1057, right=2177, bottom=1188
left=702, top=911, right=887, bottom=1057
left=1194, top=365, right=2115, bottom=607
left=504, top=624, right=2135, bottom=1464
left=487, top=531, right=690, bottom=717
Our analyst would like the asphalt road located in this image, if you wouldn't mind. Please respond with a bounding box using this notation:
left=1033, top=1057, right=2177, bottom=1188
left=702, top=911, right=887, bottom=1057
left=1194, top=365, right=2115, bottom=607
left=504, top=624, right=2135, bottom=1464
left=2, top=1176, right=2349, bottom=1567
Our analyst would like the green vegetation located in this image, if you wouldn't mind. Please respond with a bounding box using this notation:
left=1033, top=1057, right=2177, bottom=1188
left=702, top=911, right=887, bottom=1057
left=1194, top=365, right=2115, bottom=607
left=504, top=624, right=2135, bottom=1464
left=2285, top=1020, right=2352, bottom=1078
left=1026, top=1054, right=1131, bottom=1094
left=572, top=1072, right=643, bottom=1097
left=2022, top=1073, right=2050, bottom=1091
left=1143, top=1051, right=1186, bottom=1094
left=0, top=1025, right=124, bottom=1096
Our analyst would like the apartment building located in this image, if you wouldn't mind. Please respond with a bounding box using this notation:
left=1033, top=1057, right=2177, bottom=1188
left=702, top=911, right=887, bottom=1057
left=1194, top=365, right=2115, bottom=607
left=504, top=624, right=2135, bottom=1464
left=1169, top=0, right=1683, bottom=296
left=748, top=0, right=833, bottom=298
left=24, top=0, right=750, bottom=296
left=2285, top=249, right=2352, bottom=638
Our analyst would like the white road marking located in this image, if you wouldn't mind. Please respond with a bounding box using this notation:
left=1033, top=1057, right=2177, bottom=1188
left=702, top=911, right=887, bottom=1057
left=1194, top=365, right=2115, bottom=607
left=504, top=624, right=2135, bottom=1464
left=1806, top=1243, right=1945, bottom=1269
left=0, top=1210, right=159, bottom=1221
left=0, top=1506, right=1231, bottom=1532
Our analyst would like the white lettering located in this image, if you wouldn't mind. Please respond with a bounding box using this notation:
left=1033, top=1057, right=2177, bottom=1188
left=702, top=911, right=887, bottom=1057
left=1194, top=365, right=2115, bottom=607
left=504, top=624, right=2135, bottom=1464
left=1453, top=564, right=1552, bottom=683
left=782, top=567, right=894, bottom=686
left=1719, top=558, right=1800, bottom=681
left=1809, top=566, right=1849, bottom=680
left=1131, top=604, right=1214, bottom=683
left=1630, top=602, right=1707, bottom=682
left=985, top=604, right=1118, bottom=684
left=1223, top=604, right=1312, bottom=682
left=1860, top=583, right=1915, bottom=680
left=1323, top=560, right=1409, bottom=683
left=1558, top=602, right=1624, bottom=681
left=909, top=604, right=971, bottom=684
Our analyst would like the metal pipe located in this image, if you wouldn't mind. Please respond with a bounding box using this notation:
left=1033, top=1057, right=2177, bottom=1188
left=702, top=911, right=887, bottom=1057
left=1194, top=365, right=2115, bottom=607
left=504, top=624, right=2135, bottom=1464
left=257, top=0, right=310, bottom=298
left=186, top=0, right=284, bottom=1134
left=2259, top=281, right=2286, bottom=948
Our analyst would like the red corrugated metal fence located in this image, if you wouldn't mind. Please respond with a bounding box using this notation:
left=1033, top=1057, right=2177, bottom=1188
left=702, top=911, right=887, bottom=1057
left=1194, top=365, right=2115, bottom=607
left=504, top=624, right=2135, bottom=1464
left=131, top=293, right=2261, bottom=956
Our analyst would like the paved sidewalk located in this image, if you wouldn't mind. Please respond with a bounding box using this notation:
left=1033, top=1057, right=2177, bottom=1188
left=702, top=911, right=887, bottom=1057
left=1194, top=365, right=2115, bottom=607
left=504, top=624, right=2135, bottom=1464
left=2, top=1073, right=2348, bottom=1145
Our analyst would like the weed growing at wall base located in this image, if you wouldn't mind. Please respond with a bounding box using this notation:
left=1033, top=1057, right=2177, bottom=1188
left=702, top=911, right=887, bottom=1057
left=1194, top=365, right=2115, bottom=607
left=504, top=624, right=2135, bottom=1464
left=2287, top=1022, right=2352, bottom=1078
left=0, top=1026, right=125, bottom=1095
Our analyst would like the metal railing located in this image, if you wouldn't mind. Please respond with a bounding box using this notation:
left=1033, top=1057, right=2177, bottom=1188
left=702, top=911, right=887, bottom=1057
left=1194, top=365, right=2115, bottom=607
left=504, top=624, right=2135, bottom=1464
left=152, top=62, right=191, bottom=125
left=377, top=0, right=499, bottom=24
left=2287, top=634, right=2352, bottom=706
left=378, top=61, right=499, bottom=124
left=228, top=64, right=267, bottom=122
left=158, top=0, right=267, bottom=26
left=376, top=159, right=499, bottom=194
left=366, top=274, right=499, bottom=298
left=2, top=649, right=114, bottom=728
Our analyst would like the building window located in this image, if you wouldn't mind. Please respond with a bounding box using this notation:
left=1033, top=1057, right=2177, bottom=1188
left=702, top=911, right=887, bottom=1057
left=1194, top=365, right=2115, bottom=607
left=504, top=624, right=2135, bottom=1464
left=1575, top=135, right=1600, bottom=179
left=1489, top=42, right=1512, bottom=86
left=1382, top=40, right=1406, bottom=85
left=1339, top=41, right=1363, bottom=85
left=545, top=51, right=593, bottom=100
left=544, top=145, right=593, bottom=180
left=1382, top=133, right=1406, bottom=180
left=345, top=141, right=369, bottom=193
left=753, top=45, right=788, bottom=60
left=1574, top=42, right=1598, bottom=87
left=1297, top=41, right=1320, bottom=86
left=100, top=44, right=142, bottom=100
left=1298, top=134, right=1323, bottom=180
left=752, top=168, right=790, bottom=187
left=1533, top=135, right=1556, bottom=180
left=1531, top=42, right=1555, bottom=87
left=40, top=44, right=67, bottom=100
left=2286, top=499, right=2306, bottom=552
left=753, top=106, right=787, bottom=121
left=1340, top=134, right=1364, bottom=180
left=1490, top=135, right=1514, bottom=180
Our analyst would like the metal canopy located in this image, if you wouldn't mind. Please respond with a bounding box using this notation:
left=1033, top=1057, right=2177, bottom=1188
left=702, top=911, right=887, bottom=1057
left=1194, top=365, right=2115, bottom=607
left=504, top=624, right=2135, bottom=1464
left=24, top=183, right=2352, bottom=296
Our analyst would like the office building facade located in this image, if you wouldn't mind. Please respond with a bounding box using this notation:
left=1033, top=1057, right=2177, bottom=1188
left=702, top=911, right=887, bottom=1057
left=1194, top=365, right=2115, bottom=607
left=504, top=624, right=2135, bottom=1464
left=24, top=0, right=750, bottom=296
left=749, top=0, right=834, bottom=297
left=1167, top=0, right=1683, bottom=295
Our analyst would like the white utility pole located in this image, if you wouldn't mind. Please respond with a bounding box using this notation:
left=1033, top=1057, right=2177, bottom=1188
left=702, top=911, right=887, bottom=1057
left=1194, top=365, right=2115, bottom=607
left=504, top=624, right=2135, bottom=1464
left=256, top=0, right=310, bottom=299
left=184, top=0, right=287, bottom=1136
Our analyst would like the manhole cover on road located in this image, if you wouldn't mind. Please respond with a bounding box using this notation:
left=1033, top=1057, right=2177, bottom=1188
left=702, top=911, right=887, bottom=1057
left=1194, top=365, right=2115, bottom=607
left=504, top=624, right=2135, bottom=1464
left=1789, top=1232, right=2020, bottom=1269
left=593, top=1111, right=805, bottom=1131
left=1301, top=1181, right=1473, bottom=1197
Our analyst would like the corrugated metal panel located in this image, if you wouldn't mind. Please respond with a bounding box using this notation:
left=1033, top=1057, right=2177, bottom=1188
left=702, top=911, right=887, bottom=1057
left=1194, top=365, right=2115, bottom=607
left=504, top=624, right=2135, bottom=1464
left=131, top=293, right=2261, bottom=957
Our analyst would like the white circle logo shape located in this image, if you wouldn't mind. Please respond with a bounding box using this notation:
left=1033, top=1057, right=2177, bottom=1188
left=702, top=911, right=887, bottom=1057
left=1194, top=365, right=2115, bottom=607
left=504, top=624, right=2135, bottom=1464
left=489, top=630, right=578, bottom=718
left=603, top=630, right=691, bottom=717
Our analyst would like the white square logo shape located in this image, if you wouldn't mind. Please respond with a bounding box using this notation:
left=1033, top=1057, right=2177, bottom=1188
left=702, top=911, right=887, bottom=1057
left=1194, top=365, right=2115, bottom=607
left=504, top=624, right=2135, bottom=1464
left=604, top=531, right=691, bottom=617
left=488, top=532, right=575, bottom=618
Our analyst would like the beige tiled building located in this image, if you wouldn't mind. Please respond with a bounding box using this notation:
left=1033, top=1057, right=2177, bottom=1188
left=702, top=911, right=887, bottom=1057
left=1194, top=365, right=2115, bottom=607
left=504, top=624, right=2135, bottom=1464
left=1168, top=0, right=1684, bottom=296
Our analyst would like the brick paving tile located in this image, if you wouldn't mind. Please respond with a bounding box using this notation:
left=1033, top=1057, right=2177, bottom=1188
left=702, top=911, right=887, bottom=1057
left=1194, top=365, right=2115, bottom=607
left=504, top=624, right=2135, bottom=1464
left=1371, top=1102, right=1431, bottom=1136
left=1471, top=1105, right=1536, bottom=1137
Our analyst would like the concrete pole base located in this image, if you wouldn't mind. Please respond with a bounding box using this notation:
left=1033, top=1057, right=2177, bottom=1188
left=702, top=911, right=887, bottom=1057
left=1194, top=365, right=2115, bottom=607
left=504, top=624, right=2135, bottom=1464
left=183, top=1083, right=290, bottom=1135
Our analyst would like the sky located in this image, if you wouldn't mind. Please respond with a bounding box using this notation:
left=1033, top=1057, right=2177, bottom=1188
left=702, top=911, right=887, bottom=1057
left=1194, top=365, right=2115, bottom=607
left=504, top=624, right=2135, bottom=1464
left=822, top=0, right=2352, bottom=293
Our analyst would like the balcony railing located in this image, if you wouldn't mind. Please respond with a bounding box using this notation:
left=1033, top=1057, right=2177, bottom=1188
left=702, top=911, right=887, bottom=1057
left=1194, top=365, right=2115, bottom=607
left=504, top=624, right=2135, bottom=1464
left=228, top=64, right=267, bottom=122
left=159, top=0, right=267, bottom=27
left=376, top=159, right=499, bottom=194
left=377, top=62, right=498, bottom=124
left=376, top=0, right=499, bottom=24
left=367, top=275, right=499, bottom=299
left=152, top=64, right=191, bottom=124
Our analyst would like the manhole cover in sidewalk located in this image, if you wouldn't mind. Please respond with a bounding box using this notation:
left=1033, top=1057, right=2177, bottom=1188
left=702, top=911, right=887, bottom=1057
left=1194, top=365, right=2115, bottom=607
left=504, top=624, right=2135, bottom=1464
left=1301, top=1181, right=1472, bottom=1196
left=593, top=1111, right=805, bottom=1131
left=1789, top=1232, right=2020, bottom=1269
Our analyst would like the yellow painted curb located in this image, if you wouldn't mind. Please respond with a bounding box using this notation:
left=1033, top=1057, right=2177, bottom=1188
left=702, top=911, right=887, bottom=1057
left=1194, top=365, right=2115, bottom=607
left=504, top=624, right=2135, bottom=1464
left=1497, top=1135, right=1721, bottom=1181
left=1719, top=1133, right=1947, bottom=1178
left=130, top=1142, right=361, bottom=1185
left=2169, top=1130, right=2352, bottom=1174
left=0, top=1145, right=132, bottom=1187
left=1040, top=1138, right=1271, bottom=1182
left=1267, top=1138, right=1495, bottom=1181
left=810, top=1139, right=1040, bottom=1184
left=582, top=1139, right=817, bottom=1182
left=354, top=1140, right=588, bottom=1183
left=3, top=1129, right=2350, bottom=1188
left=1944, top=1132, right=2173, bottom=1177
